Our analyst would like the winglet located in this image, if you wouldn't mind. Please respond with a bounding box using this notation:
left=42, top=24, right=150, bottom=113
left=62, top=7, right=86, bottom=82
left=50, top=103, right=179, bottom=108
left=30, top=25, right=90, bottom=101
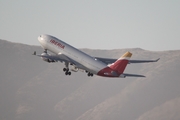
left=33, top=51, right=36, bottom=55
left=155, top=58, right=160, bottom=62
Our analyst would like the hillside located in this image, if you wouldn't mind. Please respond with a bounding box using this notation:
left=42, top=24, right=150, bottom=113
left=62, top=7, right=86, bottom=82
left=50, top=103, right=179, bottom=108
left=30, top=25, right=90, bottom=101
left=0, top=39, right=180, bottom=120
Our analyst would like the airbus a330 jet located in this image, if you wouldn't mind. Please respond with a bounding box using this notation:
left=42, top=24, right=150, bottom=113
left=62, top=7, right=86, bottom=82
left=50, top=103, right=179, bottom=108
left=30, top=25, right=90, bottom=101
left=33, top=34, right=159, bottom=78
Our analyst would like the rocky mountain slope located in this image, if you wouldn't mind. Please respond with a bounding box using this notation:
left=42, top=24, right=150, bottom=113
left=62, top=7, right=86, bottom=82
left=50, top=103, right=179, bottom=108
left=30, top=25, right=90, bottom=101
left=0, top=39, right=180, bottom=120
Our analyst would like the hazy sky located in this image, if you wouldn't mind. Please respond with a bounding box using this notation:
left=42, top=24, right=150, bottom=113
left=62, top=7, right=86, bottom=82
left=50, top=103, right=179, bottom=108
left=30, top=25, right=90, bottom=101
left=1, top=0, right=180, bottom=51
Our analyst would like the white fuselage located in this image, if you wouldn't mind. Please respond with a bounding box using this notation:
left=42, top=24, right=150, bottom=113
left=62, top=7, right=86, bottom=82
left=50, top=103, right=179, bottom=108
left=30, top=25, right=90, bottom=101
left=38, top=34, right=107, bottom=74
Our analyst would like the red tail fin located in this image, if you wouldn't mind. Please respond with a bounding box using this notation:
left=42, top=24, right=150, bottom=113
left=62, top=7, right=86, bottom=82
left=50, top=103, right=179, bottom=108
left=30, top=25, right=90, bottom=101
left=109, top=52, right=132, bottom=73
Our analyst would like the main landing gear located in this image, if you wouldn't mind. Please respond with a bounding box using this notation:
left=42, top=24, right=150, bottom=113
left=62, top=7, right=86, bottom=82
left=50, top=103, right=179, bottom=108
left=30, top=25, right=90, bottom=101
left=88, top=73, right=93, bottom=77
left=86, top=71, right=93, bottom=77
left=63, top=62, right=71, bottom=75
left=63, top=68, right=71, bottom=75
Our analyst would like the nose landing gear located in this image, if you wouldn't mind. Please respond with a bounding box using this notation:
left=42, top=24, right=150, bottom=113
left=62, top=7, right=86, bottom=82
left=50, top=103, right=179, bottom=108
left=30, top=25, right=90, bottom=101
left=62, top=62, right=71, bottom=76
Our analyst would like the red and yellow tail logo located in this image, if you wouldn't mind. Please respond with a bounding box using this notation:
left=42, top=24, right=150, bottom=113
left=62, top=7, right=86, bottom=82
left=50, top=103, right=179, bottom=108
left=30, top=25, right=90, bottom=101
left=110, top=52, right=132, bottom=73
left=119, top=51, right=132, bottom=60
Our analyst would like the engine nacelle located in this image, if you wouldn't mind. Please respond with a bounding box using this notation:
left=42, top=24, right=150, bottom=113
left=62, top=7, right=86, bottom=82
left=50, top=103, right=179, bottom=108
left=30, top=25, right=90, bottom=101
left=70, top=66, right=79, bottom=72
left=41, top=53, right=56, bottom=63
left=119, top=74, right=126, bottom=78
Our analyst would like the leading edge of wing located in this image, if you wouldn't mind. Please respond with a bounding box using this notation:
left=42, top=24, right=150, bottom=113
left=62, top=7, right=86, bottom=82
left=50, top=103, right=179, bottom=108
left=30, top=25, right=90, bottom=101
left=122, top=73, right=145, bottom=77
left=33, top=52, right=87, bottom=70
left=33, top=52, right=70, bottom=63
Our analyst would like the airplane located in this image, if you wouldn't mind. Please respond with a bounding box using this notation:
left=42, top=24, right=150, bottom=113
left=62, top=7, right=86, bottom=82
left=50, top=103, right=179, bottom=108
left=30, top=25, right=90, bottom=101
left=33, top=34, right=159, bottom=78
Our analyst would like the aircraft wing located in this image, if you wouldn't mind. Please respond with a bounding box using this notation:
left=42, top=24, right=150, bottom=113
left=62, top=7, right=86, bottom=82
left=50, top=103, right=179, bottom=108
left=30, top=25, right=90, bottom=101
left=33, top=53, right=70, bottom=63
left=122, top=73, right=145, bottom=77
left=95, top=57, right=160, bottom=64
left=33, top=51, right=87, bottom=70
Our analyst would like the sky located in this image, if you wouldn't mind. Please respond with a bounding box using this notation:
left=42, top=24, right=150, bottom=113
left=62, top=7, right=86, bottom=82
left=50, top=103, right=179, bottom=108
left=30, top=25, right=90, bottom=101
left=0, top=0, right=180, bottom=51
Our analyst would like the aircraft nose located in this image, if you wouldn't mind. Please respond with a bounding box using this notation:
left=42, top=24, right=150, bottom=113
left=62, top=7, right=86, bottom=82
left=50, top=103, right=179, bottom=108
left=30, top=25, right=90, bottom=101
left=38, top=35, right=41, bottom=40
left=38, top=35, right=43, bottom=42
left=38, top=35, right=47, bottom=49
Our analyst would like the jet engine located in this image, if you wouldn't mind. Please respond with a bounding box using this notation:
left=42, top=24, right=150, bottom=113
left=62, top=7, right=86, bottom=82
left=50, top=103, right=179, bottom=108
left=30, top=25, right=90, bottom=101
left=41, top=53, right=56, bottom=63
left=70, top=66, right=79, bottom=72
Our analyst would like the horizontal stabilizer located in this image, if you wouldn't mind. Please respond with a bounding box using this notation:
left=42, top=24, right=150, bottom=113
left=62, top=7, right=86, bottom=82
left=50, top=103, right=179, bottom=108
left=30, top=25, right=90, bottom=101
left=129, top=58, right=160, bottom=64
left=122, top=73, right=145, bottom=77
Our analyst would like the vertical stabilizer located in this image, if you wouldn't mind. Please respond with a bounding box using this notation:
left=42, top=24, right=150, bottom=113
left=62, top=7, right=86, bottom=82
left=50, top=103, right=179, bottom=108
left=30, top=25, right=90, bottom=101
left=109, top=52, right=132, bottom=73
